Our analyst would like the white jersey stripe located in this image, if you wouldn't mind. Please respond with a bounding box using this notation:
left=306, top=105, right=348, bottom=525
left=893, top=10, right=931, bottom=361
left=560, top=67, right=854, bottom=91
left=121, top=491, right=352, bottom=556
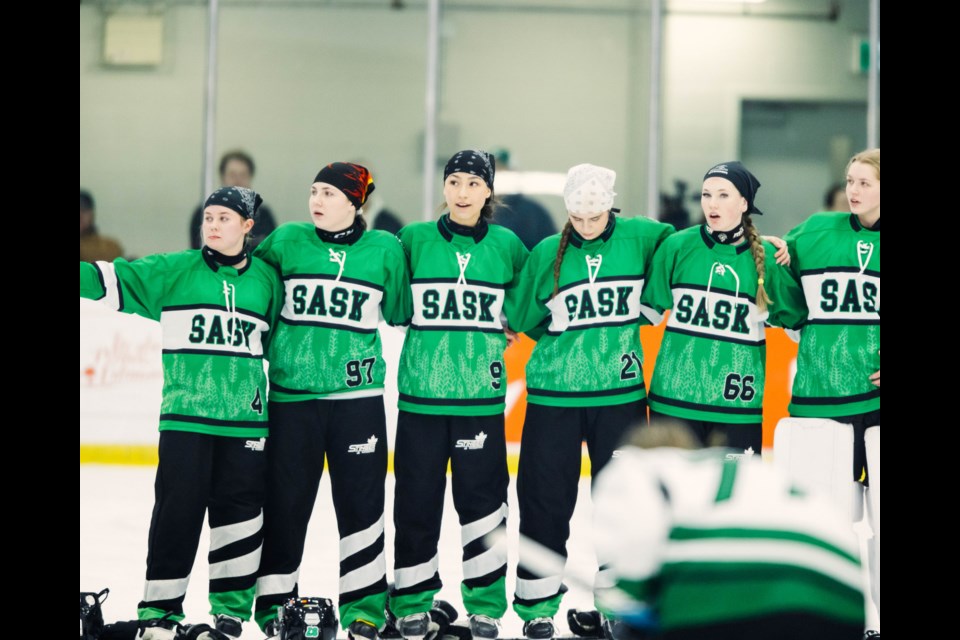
left=665, top=538, right=862, bottom=591
left=548, top=279, right=643, bottom=333
left=801, top=272, right=880, bottom=322
left=160, top=308, right=267, bottom=356
left=666, top=286, right=765, bottom=343
left=412, top=283, right=505, bottom=331
left=282, top=278, right=382, bottom=331
left=94, top=261, right=122, bottom=311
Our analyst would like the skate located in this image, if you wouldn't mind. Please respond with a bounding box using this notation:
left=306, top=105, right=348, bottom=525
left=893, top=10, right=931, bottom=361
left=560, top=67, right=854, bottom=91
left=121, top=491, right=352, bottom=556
left=348, top=620, right=380, bottom=640
left=467, top=614, right=500, bottom=640
left=176, top=622, right=230, bottom=640
left=566, top=610, right=601, bottom=638
left=522, top=618, right=555, bottom=640
left=137, top=614, right=182, bottom=640
left=262, top=619, right=280, bottom=639
left=213, top=614, right=243, bottom=639
left=397, top=612, right=433, bottom=640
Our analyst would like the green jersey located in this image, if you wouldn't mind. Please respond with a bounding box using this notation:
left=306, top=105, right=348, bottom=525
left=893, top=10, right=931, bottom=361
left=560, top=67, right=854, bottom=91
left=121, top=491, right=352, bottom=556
left=642, top=226, right=806, bottom=423
left=79, top=251, right=282, bottom=437
left=254, top=222, right=411, bottom=402
left=396, top=216, right=528, bottom=416
left=509, top=215, right=674, bottom=407
left=594, top=447, right=865, bottom=633
left=785, top=212, right=880, bottom=418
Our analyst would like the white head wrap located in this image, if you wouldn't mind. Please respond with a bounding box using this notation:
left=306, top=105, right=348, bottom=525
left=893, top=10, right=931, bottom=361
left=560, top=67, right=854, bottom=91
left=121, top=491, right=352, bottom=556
left=563, top=163, right=616, bottom=214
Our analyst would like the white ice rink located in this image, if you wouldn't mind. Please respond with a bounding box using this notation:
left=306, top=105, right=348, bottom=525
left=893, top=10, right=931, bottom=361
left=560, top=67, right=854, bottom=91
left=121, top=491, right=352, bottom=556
left=80, top=464, right=879, bottom=638
left=80, top=465, right=603, bottom=639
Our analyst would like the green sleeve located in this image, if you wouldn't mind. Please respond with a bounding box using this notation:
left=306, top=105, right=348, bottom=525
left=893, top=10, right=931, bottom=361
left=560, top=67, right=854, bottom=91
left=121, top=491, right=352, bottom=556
left=505, top=245, right=551, bottom=334
left=80, top=262, right=106, bottom=299
left=79, top=255, right=171, bottom=321
left=765, top=259, right=808, bottom=330
left=509, top=235, right=530, bottom=290
left=650, top=222, right=676, bottom=266
left=502, top=234, right=531, bottom=325
left=253, top=228, right=282, bottom=271
left=638, top=221, right=676, bottom=326
left=382, top=238, right=413, bottom=326
left=641, top=240, right=675, bottom=316
left=396, top=225, right=414, bottom=261
left=262, top=264, right=285, bottom=353
left=783, top=222, right=803, bottom=279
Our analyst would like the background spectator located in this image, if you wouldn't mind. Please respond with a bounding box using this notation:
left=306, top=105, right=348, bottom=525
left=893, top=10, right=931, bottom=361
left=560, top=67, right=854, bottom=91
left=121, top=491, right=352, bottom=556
left=189, top=150, right=278, bottom=248
left=80, top=190, right=123, bottom=262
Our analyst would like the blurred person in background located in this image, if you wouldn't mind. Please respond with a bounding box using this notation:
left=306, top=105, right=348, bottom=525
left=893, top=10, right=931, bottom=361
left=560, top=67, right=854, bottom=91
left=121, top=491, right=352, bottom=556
left=80, top=190, right=123, bottom=262
left=190, top=150, right=278, bottom=249
left=823, top=182, right=851, bottom=212
left=489, top=148, right=557, bottom=251
left=593, top=422, right=865, bottom=640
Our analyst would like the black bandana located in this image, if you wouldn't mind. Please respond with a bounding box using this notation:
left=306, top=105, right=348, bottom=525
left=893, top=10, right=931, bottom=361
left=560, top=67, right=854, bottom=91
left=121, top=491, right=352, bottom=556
left=202, top=245, right=248, bottom=268
left=706, top=222, right=746, bottom=245
left=315, top=216, right=365, bottom=245
left=444, top=149, right=496, bottom=189
left=703, top=161, right=764, bottom=216
left=204, top=186, right=263, bottom=220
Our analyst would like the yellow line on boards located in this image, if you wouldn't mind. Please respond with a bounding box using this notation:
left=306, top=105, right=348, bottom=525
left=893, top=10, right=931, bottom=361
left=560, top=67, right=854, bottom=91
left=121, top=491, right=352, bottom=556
left=80, top=446, right=596, bottom=476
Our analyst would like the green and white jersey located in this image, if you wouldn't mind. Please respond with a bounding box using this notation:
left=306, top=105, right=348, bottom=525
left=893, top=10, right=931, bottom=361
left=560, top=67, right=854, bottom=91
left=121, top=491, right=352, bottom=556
left=785, top=212, right=880, bottom=418
left=79, top=250, right=283, bottom=437
left=593, top=447, right=865, bottom=633
left=642, top=226, right=806, bottom=424
left=509, top=215, right=673, bottom=407
left=396, top=216, right=528, bottom=416
left=254, top=222, right=411, bottom=402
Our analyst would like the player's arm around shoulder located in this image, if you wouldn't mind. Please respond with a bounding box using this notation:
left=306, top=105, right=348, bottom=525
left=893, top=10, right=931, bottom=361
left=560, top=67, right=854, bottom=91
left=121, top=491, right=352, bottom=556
left=761, top=241, right=807, bottom=330
left=376, top=230, right=413, bottom=327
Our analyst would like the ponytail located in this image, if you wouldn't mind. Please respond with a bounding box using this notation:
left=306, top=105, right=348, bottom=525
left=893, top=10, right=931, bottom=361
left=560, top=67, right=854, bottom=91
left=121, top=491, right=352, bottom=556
left=551, top=222, right=574, bottom=300
left=743, top=214, right=771, bottom=312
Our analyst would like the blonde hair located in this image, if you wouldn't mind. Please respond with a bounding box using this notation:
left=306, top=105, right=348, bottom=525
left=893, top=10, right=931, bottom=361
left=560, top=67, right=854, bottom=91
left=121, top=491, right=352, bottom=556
left=743, top=214, right=771, bottom=313
left=846, top=148, right=880, bottom=181
left=551, top=221, right=575, bottom=300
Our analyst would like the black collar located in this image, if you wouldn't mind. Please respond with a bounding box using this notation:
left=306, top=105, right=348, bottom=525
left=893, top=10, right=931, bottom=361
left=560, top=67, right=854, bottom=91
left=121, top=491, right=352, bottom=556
left=568, top=210, right=617, bottom=249
left=849, top=214, right=880, bottom=232
left=438, top=214, right=489, bottom=243
left=706, top=221, right=746, bottom=245
left=315, top=217, right=364, bottom=245
left=201, top=246, right=252, bottom=274
left=699, top=225, right=751, bottom=254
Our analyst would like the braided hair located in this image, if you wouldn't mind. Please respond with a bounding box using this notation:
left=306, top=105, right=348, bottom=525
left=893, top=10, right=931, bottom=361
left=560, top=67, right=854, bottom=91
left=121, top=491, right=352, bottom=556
left=743, top=214, right=771, bottom=312
left=551, top=222, right=575, bottom=300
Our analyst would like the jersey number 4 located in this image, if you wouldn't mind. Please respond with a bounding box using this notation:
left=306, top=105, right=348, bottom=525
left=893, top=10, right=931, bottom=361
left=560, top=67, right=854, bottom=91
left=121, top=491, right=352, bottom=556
left=250, top=388, right=264, bottom=415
